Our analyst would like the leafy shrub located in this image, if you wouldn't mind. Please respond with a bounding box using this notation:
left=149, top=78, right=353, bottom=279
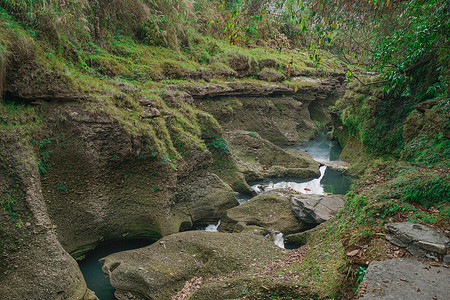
left=402, top=132, right=450, bottom=166
left=57, top=183, right=68, bottom=191
left=355, top=266, right=367, bottom=283
left=249, top=132, right=258, bottom=138
left=38, top=150, right=53, bottom=176
left=207, top=137, right=230, bottom=154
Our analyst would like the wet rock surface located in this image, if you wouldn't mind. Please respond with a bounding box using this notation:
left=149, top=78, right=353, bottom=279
left=358, top=258, right=450, bottom=299
left=290, top=194, right=344, bottom=224
left=385, top=222, right=450, bottom=260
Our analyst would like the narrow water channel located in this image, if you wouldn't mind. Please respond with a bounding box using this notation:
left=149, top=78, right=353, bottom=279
left=237, top=133, right=353, bottom=248
left=78, top=239, right=154, bottom=300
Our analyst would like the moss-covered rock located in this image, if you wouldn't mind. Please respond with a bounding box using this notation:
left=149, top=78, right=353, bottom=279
left=101, top=231, right=285, bottom=299
left=220, top=191, right=305, bottom=234
left=225, top=130, right=320, bottom=181
left=284, top=230, right=312, bottom=246
left=175, top=171, right=239, bottom=226
left=258, top=68, right=286, bottom=82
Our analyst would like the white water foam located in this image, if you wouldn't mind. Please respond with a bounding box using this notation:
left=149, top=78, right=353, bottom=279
left=203, top=220, right=220, bottom=232
left=273, top=232, right=284, bottom=248
left=252, top=165, right=327, bottom=196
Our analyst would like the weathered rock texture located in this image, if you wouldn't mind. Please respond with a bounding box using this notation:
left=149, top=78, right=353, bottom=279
left=0, top=97, right=237, bottom=298
left=358, top=258, right=450, bottom=299
left=220, top=191, right=304, bottom=234
left=385, top=222, right=450, bottom=260
left=101, top=231, right=285, bottom=300
left=175, top=172, right=238, bottom=227
left=290, top=194, right=345, bottom=224
left=225, top=130, right=320, bottom=181
left=0, top=135, right=96, bottom=300
left=191, top=74, right=346, bottom=144
left=36, top=104, right=238, bottom=257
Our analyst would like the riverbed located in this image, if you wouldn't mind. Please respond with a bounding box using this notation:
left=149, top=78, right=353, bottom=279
left=78, top=134, right=352, bottom=299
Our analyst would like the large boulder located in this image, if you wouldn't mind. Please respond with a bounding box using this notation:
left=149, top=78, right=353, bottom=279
left=175, top=171, right=239, bottom=227
left=357, top=258, right=450, bottom=299
left=290, top=194, right=344, bottom=224
left=101, top=231, right=285, bottom=300
left=219, top=191, right=305, bottom=234
left=225, top=130, right=320, bottom=181
left=385, top=222, right=450, bottom=260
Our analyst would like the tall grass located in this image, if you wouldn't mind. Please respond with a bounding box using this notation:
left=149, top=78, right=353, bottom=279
left=0, top=0, right=223, bottom=51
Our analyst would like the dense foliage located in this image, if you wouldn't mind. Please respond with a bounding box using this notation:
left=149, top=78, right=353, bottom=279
left=279, top=0, right=450, bottom=99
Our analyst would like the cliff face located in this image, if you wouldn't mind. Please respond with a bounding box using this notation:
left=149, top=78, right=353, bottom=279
left=0, top=133, right=96, bottom=300
left=0, top=2, right=349, bottom=298
left=0, top=78, right=345, bottom=299
left=190, top=74, right=346, bottom=144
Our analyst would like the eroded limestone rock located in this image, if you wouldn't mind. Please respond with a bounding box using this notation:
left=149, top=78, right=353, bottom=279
left=290, top=194, right=344, bottom=224
left=0, top=136, right=96, bottom=300
left=101, top=231, right=285, bottom=300
left=175, top=171, right=239, bottom=226
left=225, top=130, right=320, bottom=181
left=219, top=190, right=304, bottom=234
left=357, top=258, right=450, bottom=299
left=385, top=222, right=450, bottom=260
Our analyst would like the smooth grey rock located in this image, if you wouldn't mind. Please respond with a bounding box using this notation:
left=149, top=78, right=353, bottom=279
left=358, top=258, right=450, bottom=299
left=385, top=222, right=449, bottom=258
left=290, top=194, right=344, bottom=224
left=443, top=255, right=450, bottom=263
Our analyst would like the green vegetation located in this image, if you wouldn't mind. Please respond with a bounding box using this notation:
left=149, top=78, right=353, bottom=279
left=207, top=137, right=230, bottom=154
left=0, top=1, right=448, bottom=299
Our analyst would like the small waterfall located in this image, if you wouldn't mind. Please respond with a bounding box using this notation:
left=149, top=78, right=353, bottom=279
left=273, top=232, right=284, bottom=248
left=203, top=220, right=220, bottom=232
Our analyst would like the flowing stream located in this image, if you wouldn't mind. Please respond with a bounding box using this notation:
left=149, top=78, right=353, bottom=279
left=236, top=133, right=353, bottom=248
left=249, top=133, right=352, bottom=199
left=78, top=133, right=352, bottom=299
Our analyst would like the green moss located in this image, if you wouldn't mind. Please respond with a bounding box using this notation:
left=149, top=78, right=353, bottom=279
left=221, top=191, right=304, bottom=234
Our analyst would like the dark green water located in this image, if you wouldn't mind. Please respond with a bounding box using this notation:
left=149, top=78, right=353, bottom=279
left=78, top=239, right=153, bottom=300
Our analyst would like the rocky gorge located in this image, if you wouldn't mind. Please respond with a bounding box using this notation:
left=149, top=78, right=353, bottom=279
left=1, top=1, right=449, bottom=299
left=0, top=35, right=349, bottom=298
